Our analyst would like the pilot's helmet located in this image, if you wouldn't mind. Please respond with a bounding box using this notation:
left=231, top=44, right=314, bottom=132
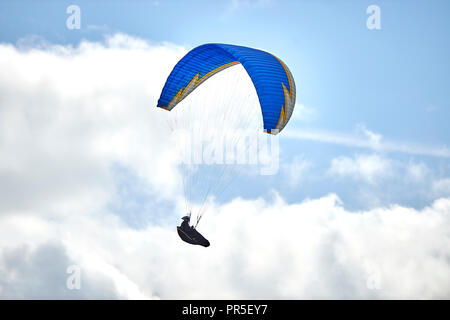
left=181, top=216, right=190, bottom=222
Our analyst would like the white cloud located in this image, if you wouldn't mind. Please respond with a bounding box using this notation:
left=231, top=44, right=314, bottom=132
left=328, top=154, right=393, bottom=184
left=0, top=243, right=118, bottom=299
left=289, top=103, right=317, bottom=123
left=0, top=34, right=187, bottom=215
left=0, top=193, right=449, bottom=299
left=432, top=178, right=450, bottom=197
left=356, top=124, right=382, bottom=149
left=283, top=154, right=312, bottom=187
left=0, top=35, right=449, bottom=299
left=284, top=127, right=450, bottom=158
left=406, top=160, right=430, bottom=183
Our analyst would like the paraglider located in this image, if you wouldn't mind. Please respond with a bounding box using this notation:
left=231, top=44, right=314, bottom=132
left=157, top=43, right=296, bottom=134
left=177, top=215, right=210, bottom=247
left=156, top=43, right=296, bottom=246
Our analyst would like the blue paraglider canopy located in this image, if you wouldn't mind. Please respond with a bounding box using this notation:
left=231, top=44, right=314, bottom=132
left=157, top=43, right=296, bottom=134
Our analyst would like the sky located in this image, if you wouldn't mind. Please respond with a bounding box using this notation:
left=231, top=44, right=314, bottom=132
left=0, top=0, right=449, bottom=299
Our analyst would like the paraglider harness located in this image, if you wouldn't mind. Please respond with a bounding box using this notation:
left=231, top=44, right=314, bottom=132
left=177, top=213, right=210, bottom=247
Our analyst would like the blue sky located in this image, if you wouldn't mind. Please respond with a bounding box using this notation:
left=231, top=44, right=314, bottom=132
left=2, top=0, right=449, bottom=137
left=1, top=0, right=450, bottom=211
left=2, top=0, right=450, bottom=139
left=0, top=0, right=449, bottom=299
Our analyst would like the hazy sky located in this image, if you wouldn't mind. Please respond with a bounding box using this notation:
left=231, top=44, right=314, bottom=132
left=0, top=0, right=449, bottom=299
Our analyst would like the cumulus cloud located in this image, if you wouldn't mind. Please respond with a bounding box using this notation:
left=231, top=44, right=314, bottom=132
left=0, top=193, right=449, bottom=299
left=328, top=154, right=393, bottom=184
left=0, top=243, right=118, bottom=299
left=328, top=153, right=433, bottom=186
left=0, top=35, right=449, bottom=299
left=0, top=33, right=186, bottom=216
